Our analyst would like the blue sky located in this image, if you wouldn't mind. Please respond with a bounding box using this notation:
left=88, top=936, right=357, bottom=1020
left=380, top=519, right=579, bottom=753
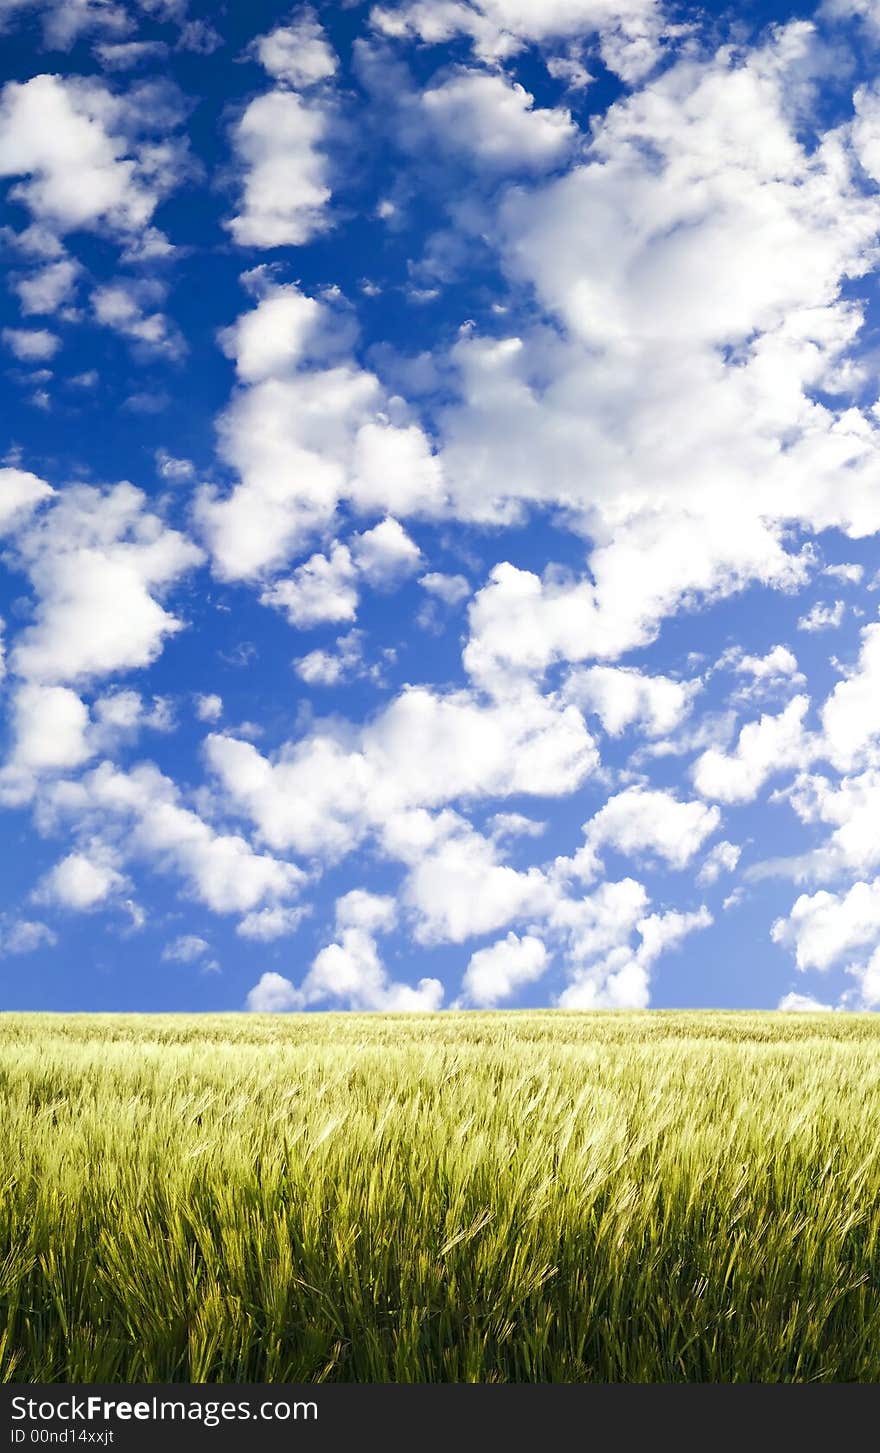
left=2, top=0, right=880, bottom=1014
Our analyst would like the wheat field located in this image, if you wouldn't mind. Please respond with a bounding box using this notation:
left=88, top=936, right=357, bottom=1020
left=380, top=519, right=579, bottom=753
left=3, top=1010, right=880, bottom=1382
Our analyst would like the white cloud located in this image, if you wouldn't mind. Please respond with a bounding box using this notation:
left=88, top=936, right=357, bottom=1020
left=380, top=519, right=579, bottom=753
left=419, top=572, right=470, bottom=605
left=248, top=887, right=441, bottom=1011
left=821, top=0, right=880, bottom=35
left=0, top=0, right=189, bottom=51
left=441, top=29, right=880, bottom=689
left=91, top=688, right=174, bottom=745
left=199, top=286, right=444, bottom=581
left=37, top=850, right=125, bottom=911
left=402, top=817, right=554, bottom=943
left=2, top=326, right=59, bottom=360
left=5, top=683, right=92, bottom=774
left=219, top=282, right=325, bottom=383
left=0, top=74, right=183, bottom=239
left=564, top=664, right=698, bottom=737
left=820, top=622, right=880, bottom=770
left=371, top=0, right=665, bottom=78
left=226, top=89, right=332, bottom=249
left=0, top=466, right=53, bottom=535
left=335, top=888, right=397, bottom=933
left=246, top=970, right=302, bottom=1012
left=0, top=917, right=57, bottom=955
left=252, top=9, right=337, bottom=88
left=261, top=544, right=358, bottom=627
left=92, top=282, right=183, bottom=358
left=772, top=878, right=880, bottom=970
left=155, top=449, right=195, bottom=482
left=10, top=483, right=203, bottom=686
left=777, top=990, right=833, bottom=1011
left=557, top=904, right=712, bottom=1008
left=13, top=257, right=79, bottom=315
left=797, top=599, right=846, bottom=632
left=42, top=760, right=305, bottom=919
left=0, top=680, right=170, bottom=805
left=783, top=768, right=880, bottom=878
left=697, top=839, right=741, bottom=886
left=350, top=517, right=421, bottom=586
left=823, top=562, right=864, bottom=584
left=236, top=905, right=306, bottom=940
left=95, top=40, right=170, bottom=71
left=421, top=71, right=577, bottom=172
left=194, top=693, right=223, bottom=723
left=0, top=0, right=129, bottom=50
left=303, top=925, right=443, bottom=1011
left=490, top=811, right=546, bottom=839
left=733, top=644, right=802, bottom=682
left=549, top=874, right=644, bottom=961
left=161, top=934, right=211, bottom=963
left=693, top=695, right=813, bottom=804
left=546, top=52, right=594, bottom=90
left=294, top=630, right=365, bottom=686
left=206, top=683, right=596, bottom=862
left=351, top=417, right=446, bottom=517
left=461, top=930, right=548, bottom=1006
left=585, top=786, right=720, bottom=869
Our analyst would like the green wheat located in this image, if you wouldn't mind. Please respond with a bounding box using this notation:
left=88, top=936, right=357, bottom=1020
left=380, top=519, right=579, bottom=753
left=3, top=1009, right=880, bottom=1382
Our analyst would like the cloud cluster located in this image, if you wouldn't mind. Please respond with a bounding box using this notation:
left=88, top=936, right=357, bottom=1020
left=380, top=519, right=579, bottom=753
left=7, top=3, right=880, bottom=1018
left=197, top=282, right=445, bottom=581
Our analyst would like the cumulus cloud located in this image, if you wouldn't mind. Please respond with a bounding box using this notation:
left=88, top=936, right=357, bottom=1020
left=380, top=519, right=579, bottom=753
left=9, top=483, right=203, bottom=686
left=236, top=905, right=306, bottom=940
left=557, top=904, right=712, bottom=1008
left=0, top=74, right=185, bottom=240
left=92, top=281, right=183, bottom=358
left=820, top=622, right=880, bottom=770
left=4, top=683, right=91, bottom=774
left=797, top=599, right=846, bottom=632
left=419, top=572, right=470, bottom=605
left=205, top=682, right=597, bottom=861
left=245, top=970, right=302, bottom=1012
left=402, top=817, right=555, bottom=943
left=783, top=768, right=880, bottom=878
left=197, top=284, right=444, bottom=581
left=564, top=665, right=698, bottom=738
left=251, top=8, right=337, bottom=88
left=161, top=933, right=213, bottom=964
left=460, top=931, right=548, bottom=1006
left=443, top=28, right=880, bottom=697
left=420, top=71, right=577, bottom=172
left=698, top=840, right=741, bottom=886
left=350, top=517, right=421, bottom=586
left=194, top=693, right=223, bottom=723
left=262, top=544, right=359, bottom=627
left=226, top=89, right=333, bottom=249
left=0, top=917, right=57, bottom=955
left=693, top=696, right=813, bottom=804
left=294, top=631, right=367, bottom=686
left=36, top=850, right=125, bottom=911
left=772, top=878, right=880, bottom=971
left=0, top=466, right=53, bottom=535
left=371, top=0, right=666, bottom=78
left=731, top=644, right=802, bottom=683
left=247, top=888, right=442, bottom=1011
left=585, top=787, right=721, bottom=869
left=2, top=326, right=59, bottom=360
left=40, top=760, right=305, bottom=920
left=13, top=257, right=79, bottom=314
left=777, top=990, right=834, bottom=1011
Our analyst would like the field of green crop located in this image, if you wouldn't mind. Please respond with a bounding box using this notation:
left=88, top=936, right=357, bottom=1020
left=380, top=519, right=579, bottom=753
left=4, top=1010, right=880, bottom=1382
